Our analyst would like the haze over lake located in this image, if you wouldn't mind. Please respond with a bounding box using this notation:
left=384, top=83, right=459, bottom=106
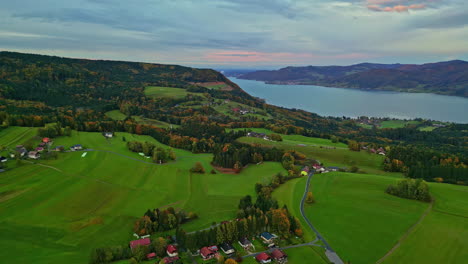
left=230, top=77, right=468, bottom=123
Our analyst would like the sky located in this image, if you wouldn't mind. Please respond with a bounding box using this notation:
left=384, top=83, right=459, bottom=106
left=1, top=0, right=467, bottom=69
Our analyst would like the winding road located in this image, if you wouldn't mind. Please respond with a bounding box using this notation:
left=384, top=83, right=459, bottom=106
left=301, top=173, right=344, bottom=264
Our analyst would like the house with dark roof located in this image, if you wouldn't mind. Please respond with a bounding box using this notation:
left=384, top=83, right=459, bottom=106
left=327, top=166, right=341, bottom=172
left=70, top=144, right=83, bottom=151
left=167, top=244, right=178, bottom=257
left=53, top=146, right=65, bottom=152
left=220, top=242, right=235, bottom=255
left=238, top=237, right=254, bottom=250
left=0, top=156, right=7, bottom=163
left=255, top=252, right=271, bottom=263
left=260, top=232, right=277, bottom=247
left=129, top=237, right=151, bottom=251
left=271, top=249, right=288, bottom=263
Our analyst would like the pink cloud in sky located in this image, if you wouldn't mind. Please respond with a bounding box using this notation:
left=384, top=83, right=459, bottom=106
left=204, top=51, right=373, bottom=64
left=366, top=0, right=428, bottom=12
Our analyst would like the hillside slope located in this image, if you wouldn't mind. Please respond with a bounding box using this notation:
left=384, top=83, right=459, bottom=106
left=0, top=51, right=247, bottom=107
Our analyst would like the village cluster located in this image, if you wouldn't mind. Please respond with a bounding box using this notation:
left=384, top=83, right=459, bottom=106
left=129, top=231, right=289, bottom=264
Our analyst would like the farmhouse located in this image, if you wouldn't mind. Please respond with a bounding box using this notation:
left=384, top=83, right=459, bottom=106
left=103, top=132, right=113, bottom=138
left=247, top=132, right=270, bottom=140
left=35, top=147, right=45, bottom=152
left=220, top=242, right=235, bottom=255
left=53, top=146, right=65, bottom=152
left=0, top=156, right=7, bottom=163
left=28, top=151, right=40, bottom=159
left=70, top=144, right=83, bottom=151
left=271, top=249, right=288, bottom=263
left=255, top=252, right=272, bottom=263
left=146, top=252, right=156, bottom=260
left=163, top=256, right=180, bottom=264
left=15, top=146, right=27, bottom=157
left=129, top=237, right=151, bottom=251
left=238, top=237, right=254, bottom=250
left=327, top=166, right=340, bottom=172
left=200, top=245, right=219, bottom=260
left=167, top=244, right=178, bottom=257
left=260, top=232, right=277, bottom=247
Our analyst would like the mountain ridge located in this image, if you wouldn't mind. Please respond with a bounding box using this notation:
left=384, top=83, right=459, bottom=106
left=236, top=60, right=468, bottom=97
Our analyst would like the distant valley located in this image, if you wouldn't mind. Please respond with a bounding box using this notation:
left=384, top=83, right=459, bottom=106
left=228, top=60, right=468, bottom=97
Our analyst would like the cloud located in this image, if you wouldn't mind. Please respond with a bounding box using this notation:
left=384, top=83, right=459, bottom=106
left=366, top=0, right=428, bottom=12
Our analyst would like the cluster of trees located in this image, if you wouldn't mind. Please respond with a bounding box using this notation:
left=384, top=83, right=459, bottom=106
left=134, top=207, right=198, bottom=236
left=212, top=143, right=284, bottom=170
left=190, top=162, right=206, bottom=174
left=37, top=123, right=72, bottom=138
left=177, top=206, right=301, bottom=252
left=89, top=236, right=171, bottom=264
left=386, top=178, right=432, bottom=202
left=89, top=244, right=132, bottom=264
left=384, top=145, right=468, bottom=185
left=127, top=141, right=176, bottom=163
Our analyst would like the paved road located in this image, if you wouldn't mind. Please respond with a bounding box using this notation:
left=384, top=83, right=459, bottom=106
left=301, top=173, right=344, bottom=264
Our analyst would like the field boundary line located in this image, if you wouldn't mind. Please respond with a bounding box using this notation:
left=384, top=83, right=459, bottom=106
left=375, top=200, right=434, bottom=264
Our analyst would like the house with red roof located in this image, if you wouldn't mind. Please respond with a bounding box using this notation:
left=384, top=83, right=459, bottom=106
left=129, top=237, right=151, bottom=251
left=255, top=252, right=271, bottom=263
left=271, top=249, right=288, bottom=263
left=146, top=252, right=156, bottom=260
left=200, top=246, right=219, bottom=260
left=167, top=244, right=178, bottom=257
left=163, top=256, right=180, bottom=264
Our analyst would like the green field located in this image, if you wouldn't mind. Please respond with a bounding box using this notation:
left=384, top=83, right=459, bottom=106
left=382, top=183, right=468, bottom=264
left=105, top=110, right=127, bottom=121
left=305, top=172, right=429, bottom=264
left=237, top=135, right=400, bottom=177
left=213, top=101, right=272, bottom=120
left=144, top=86, right=191, bottom=99
left=0, top=126, right=38, bottom=149
left=0, top=130, right=286, bottom=264
left=418, top=126, right=436, bottom=132
left=131, top=116, right=179, bottom=129
left=380, top=120, right=421, bottom=129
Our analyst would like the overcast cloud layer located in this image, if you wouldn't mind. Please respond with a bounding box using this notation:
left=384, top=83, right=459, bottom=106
left=1, top=0, right=467, bottom=68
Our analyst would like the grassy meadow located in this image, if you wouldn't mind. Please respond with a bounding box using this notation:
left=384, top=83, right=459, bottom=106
left=382, top=183, right=468, bottom=264
left=144, top=86, right=191, bottom=99
left=237, top=134, right=401, bottom=177
left=105, top=110, right=127, bottom=121
left=304, top=172, right=429, bottom=264
left=380, top=120, right=421, bottom=129
left=0, top=130, right=286, bottom=264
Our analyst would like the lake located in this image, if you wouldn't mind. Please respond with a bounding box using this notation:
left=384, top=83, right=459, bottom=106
left=229, top=77, right=468, bottom=123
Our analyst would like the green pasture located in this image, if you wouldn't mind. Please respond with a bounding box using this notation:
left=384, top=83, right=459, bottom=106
left=105, top=110, right=127, bottom=121
left=382, top=183, right=468, bottom=264
left=144, top=86, right=191, bottom=99
left=237, top=136, right=399, bottom=176
left=305, top=172, right=429, bottom=264
left=380, top=120, right=421, bottom=129
left=0, top=130, right=286, bottom=264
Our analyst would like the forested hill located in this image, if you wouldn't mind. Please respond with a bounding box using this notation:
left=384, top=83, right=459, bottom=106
left=0, top=51, right=249, bottom=108
left=237, top=60, right=468, bottom=97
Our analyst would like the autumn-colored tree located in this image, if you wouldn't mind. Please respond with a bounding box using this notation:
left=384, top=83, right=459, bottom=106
left=271, top=209, right=290, bottom=237
left=305, top=192, right=315, bottom=204
left=152, top=237, right=167, bottom=257
left=190, top=162, right=205, bottom=174
left=348, top=140, right=360, bottom=151
left=225, top=259, right=238, bottom=264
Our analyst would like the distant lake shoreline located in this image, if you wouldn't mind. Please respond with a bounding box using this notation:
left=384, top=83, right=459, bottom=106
left=230, top=77, right=468, bottom=123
